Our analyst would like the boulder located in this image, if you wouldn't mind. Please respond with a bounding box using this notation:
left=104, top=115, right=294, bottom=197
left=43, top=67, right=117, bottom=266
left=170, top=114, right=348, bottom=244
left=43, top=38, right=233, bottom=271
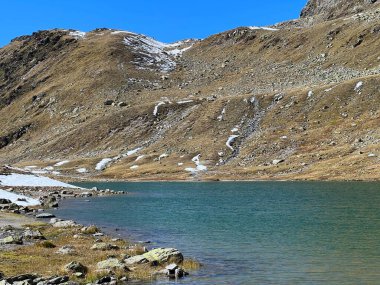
left=124, top=255, right=149, bottom=265
left=143, top=248, right=184, bottom=264
left=96, top=258, right=126, bottom=270
left=64, top=261, right=87, bottom=274
left=56, top=245, right=76, bottom=255
left=91, top=243, right=119, bottom=251
left=45, top=276, right=69, bottom=285
left=23, top=229, right=45, bottom=240
left=0, top=236, right=23, bottom=245
left=5, top=274, right=37, bottom=283
left=52, top=220, right=77, bottom=228
left=36, top=213, right=56, bottom=219
left=0, top=199, right=12, bottom=204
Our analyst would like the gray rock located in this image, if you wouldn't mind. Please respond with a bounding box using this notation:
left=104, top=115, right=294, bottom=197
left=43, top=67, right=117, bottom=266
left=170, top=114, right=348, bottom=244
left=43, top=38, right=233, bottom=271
left=0, top=199, right=12, bottom=204
left=53, top=220, right=78, bottom=228
left=64, top=261, right=87, bottom=274
left=23, top=229, right=45, bottom=240
left=96, top=258, right=126, bottom=270
left=56, top=245, right=76, bottom=255
left=91, top=243, right=119, bottom=251
left=5, top=275, right=37, bottom=283
left=142, top=248, right=184, bottom=264
left=104, top=100, right=114, bottom=106
left=0, top=236, right=23, bottom=245
left=46, top=276, right=69, bottom=285
left=124, top=255, right=149, bottom=265
left=36, top=213, right=56, bottom=219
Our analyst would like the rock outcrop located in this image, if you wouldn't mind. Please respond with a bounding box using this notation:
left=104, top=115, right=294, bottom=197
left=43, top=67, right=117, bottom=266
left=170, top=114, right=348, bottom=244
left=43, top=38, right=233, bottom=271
left=301, top=0, right=378, bottom=20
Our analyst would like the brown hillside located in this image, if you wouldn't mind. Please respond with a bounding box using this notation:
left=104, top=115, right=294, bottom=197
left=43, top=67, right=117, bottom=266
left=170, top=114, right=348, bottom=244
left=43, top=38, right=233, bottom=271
left=0, top=3, right=379, bottom=181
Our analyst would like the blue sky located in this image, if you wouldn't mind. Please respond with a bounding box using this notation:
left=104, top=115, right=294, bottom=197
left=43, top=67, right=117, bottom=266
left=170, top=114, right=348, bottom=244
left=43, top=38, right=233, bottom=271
left=0, top=0, right=307, bottom=47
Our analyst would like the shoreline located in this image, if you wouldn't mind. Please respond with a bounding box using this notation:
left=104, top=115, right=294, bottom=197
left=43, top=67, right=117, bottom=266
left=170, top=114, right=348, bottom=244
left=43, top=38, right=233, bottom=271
left=0, top=184, right=200, bottom=285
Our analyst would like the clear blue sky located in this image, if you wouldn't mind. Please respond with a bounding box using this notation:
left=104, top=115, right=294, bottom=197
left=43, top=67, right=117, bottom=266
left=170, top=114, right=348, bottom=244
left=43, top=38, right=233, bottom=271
left=0, top=0, right=307, bottom=47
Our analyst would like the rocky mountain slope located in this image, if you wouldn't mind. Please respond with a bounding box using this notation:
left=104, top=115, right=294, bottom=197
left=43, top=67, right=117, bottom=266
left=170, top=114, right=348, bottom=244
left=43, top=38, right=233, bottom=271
left=0, top=0, right=379, bottom=181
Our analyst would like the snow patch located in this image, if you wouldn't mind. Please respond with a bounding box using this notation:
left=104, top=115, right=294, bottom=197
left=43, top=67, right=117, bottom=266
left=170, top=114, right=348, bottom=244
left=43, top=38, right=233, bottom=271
left=354, top=81, right=363, bottom=93
left=217, top=108, right=226, bottom=121
left=135, top=155, right=145, bottom=161
left=95, top=158, right=113, bottom=171
left=76, top=168, right=88, bottom=173
left=185, top=154, right=207, bottom=173
left=126, top=147, right=142, bottom=156
left=130, top=165, right=139, bottom=170
left=226, top=135, right=239, bottom=151
left=0, top=189, right=40, bottom=206
left=249, top=26, right=278, bottom=31
left=177, top=100, right=194, bottom=105
left=123, top=35, right=176, bottom=72
left=54, top=160, right=70, bottom=167
left=159, top=153, right=168, bottom=160
left=153, top=102, right=165, bottom=116
left=0, top=173, right=78, bottom=188
left=69, top=31, right=86, bottom=39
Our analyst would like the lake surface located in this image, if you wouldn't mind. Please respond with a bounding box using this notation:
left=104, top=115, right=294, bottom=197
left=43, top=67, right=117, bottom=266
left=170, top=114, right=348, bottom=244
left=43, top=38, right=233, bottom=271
left=55, top=182, right=380, bottom=285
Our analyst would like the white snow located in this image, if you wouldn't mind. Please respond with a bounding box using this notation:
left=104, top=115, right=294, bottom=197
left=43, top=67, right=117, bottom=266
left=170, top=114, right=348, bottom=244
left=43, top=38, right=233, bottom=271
left=159, top=153, right=168, bottom=160
left=167, top=45, right=193, bottom=57
left=69, top=31, right=86, bottom=39
left=226, top=135, right=239, bottom=151
left=124, top=34, right=176, bottom=72
left=135, top=155, right=145, bottom=161
left=130, top=165, right=139, bottom=170
left=153, top=102, right=165, bottom=116
left=95, top=158, right=113, bottom=171
left=0, top=173, right=78, bottom=188
left=354, top=81, right=363, bottom=92
left=44, top=166, right=54, bottom=171
left=76, top=168, right=88, bottom=173
left=324, top=88, right=333, bottom=92
left=249, top=26, right=278, bottom=31
left=126, top=147, right=143, bottom=156
left=0, top=189, right=40, bottom=207
left=177, top=162, right=184, bottom=166
left=177, top=100, right=194, bottom=104
left=217, top=108, right=226, bottom=121
left=54, top=160, right=70, bottom=167
left=185, top=154, right=207, bottom=173
left=307, top=90, right=313, bottom=98
left=231, top=127, right=239, bottom=133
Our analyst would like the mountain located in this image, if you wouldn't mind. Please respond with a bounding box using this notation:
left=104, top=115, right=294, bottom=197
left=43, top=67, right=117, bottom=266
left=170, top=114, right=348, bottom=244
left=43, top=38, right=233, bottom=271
left=301, top=0, right=378, bottom=20
left=0, top=1, right=379, bottom=181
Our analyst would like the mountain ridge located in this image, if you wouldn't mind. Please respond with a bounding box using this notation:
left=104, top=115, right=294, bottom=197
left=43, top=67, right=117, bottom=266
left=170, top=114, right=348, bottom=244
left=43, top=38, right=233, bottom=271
left=0, top=2, right=379, bottom=181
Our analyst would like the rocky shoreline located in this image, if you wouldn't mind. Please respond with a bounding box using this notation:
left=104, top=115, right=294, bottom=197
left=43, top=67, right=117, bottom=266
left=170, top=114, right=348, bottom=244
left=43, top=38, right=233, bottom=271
left=0, top=185, right=199, bottom=285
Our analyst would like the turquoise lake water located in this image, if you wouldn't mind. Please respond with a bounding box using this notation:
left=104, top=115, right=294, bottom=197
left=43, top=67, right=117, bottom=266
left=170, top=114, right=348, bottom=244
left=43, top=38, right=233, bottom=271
left=55, top=182, right=380, bottom=285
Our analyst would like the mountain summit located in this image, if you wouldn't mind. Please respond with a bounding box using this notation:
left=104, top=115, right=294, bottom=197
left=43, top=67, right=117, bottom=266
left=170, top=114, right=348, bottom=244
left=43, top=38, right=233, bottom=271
left=301, top=0, right=378, bottom=20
